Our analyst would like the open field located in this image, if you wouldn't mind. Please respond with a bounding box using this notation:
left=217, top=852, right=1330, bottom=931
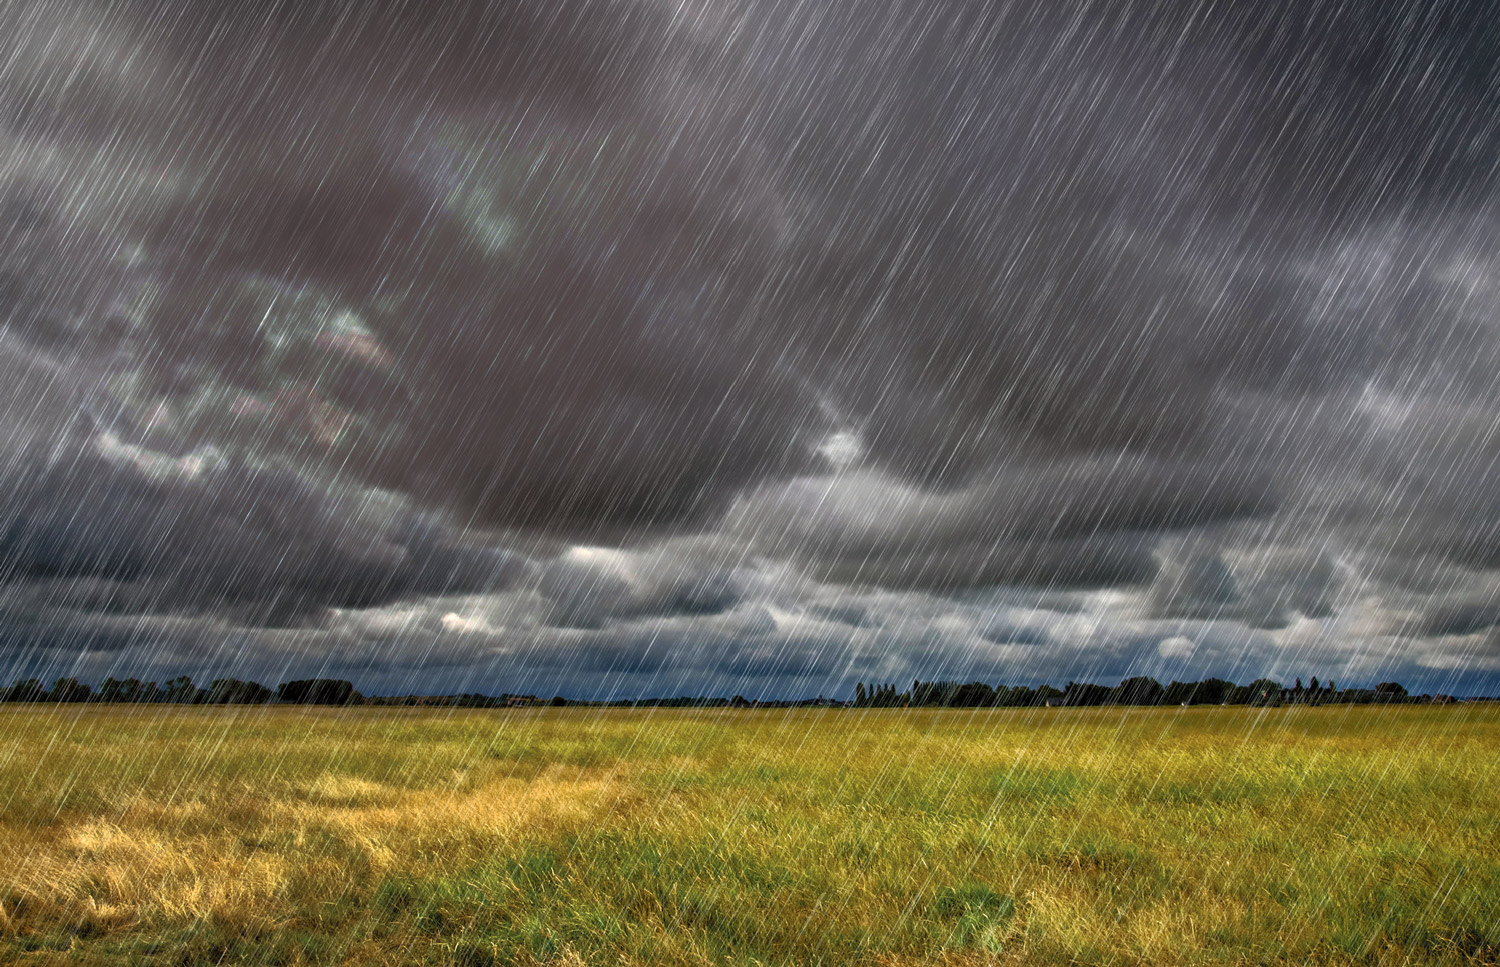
left=0, top=705, right=1496, bottom=966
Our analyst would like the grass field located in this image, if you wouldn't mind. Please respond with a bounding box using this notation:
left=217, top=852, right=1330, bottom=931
left=0, top=705, right=1496, bottom=965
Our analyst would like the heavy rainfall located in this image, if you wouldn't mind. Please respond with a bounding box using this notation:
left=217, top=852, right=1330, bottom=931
left=3, top=0, right=1500, bottom=699
left=1, top=0, right=1498, bottom=964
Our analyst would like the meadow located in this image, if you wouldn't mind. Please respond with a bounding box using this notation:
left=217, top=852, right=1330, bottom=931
left=0, top=704, right=1495, bottom=966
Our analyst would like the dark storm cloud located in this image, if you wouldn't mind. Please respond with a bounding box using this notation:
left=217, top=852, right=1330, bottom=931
left=536, top=551, right=749, bottom=629
left=530, top=628, right=845, bottom=681
left=2, top=0, right=820, bottom=534
left=5, top=0, right=1500, bottom=691
left=0, top=614, right=140, bottom=659
left=806, top=603, right=879, bottom=629
left=978, top=619, right=1050, bottom=648
left=11, top=0, right=1495, bottom=534
left=733, top=0, right=1500, bottom=481
left=727, top=455, right=1274, bottom=591
left=0, top=430, right=530, bottom=626
left=828, top=535, right=1162, bottom=593
left=1149, top=546, right=1341, bottom=629
left=1420, top=603, right=1500, bottom=639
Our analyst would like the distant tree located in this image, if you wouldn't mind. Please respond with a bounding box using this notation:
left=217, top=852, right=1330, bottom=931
left=911, top=681, right=997, bottom=707
left=1228, top=679, right=1282, bottom=705
left=276, top=679, right=359, bottom=705
left=1163, top=680, right=1194, bottom=705
left=1196, top=678, right=1235, bottom=705
left=1111, top=677, right=1164, bottom=706
left=1061, top=682, right=1111, bottom=706
left=549, top=695, right=568, bottom=707
left=49, top=677, right=91, bottom=702
left=206, top=679, right=273, bottom=704
left=855, top=682, right=867, bottom=706
left=1161, top=678, right=1234, bottom=705
left=1374, top=682, right=1408, bottom=702
left=3, top=678, right=47, bottom=702
left=995, top=685, right=1039, bottom=707
left=1035, top=685, right=1063, bottom=705
left=164, top=676, right=203, bottom=703
left=954, top=682, right=996, bottom=707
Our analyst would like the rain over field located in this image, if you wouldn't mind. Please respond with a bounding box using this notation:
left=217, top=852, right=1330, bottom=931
left=1, top=0, right=1499, bottom=963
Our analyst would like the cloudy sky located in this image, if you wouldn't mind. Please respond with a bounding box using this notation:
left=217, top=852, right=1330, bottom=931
left=3, top=0, right=1500, bottom=697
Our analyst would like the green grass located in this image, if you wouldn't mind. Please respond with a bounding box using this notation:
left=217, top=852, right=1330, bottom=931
left=0, top=704, right=1496, bottom=965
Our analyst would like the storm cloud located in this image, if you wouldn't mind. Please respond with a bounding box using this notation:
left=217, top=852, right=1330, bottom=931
left=4, top=0, right=1500, bottom=694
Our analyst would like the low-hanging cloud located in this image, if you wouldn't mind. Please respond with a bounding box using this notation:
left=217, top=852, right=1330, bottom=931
left=5, top=0, right=1500, bottom=693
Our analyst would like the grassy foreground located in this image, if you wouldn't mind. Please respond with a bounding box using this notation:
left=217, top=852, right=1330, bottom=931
left=0, top=705, right=1496, bottom=966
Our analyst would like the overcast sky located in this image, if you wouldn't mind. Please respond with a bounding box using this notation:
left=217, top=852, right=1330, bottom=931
left=3, top=0, right=1500, bottom=697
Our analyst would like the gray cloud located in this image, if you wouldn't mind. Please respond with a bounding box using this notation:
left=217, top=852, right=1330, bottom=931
left=725, top=455, right=1273, bottom=591
left=1150, top=545, right=1341, bottom=630
left=1421, top=603, right=1500, bottom=639
left=0, top=432, right=530, bottom=627
left=4, top=0, right=1500, bottom=692
left=536, top=550, right=750, bottom=629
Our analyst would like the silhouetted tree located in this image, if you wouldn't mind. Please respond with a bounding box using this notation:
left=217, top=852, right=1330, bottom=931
left=1111, top=677, right=1164, bottom=706
left=992, top=685, right=1037, bottom=706
left=3, top=678, right=46, bottom=702
left=164, top=676, right=203, bottom=703
left=1227, top=678, right=1282, bottom=705
left=1061, top=682, right=1111, bottom=706
left=910, top=681, right=998, bottom=707
left=276, top=679, right=359, bottom=705
left=49, top=677, right=90, bottom=702
left=1035, top=685, right=1063, bottom=705
left=1198, top=678, right=1234, bottom=704
left=206, top=679, right=273, bottom=704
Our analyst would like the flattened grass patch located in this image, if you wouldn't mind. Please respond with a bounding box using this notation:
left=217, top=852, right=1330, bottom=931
left=933, top=883, right=1015, bottom=953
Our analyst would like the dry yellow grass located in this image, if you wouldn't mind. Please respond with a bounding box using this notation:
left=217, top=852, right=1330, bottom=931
left=0, top=704, right=1496, bottom=965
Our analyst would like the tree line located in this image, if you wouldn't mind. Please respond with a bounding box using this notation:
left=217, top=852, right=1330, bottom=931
left=857, top=677, right=1443, bottom=707
left=0, top=677, right=362, bottom=705
left=0, top=673, right=1454, bottom=707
